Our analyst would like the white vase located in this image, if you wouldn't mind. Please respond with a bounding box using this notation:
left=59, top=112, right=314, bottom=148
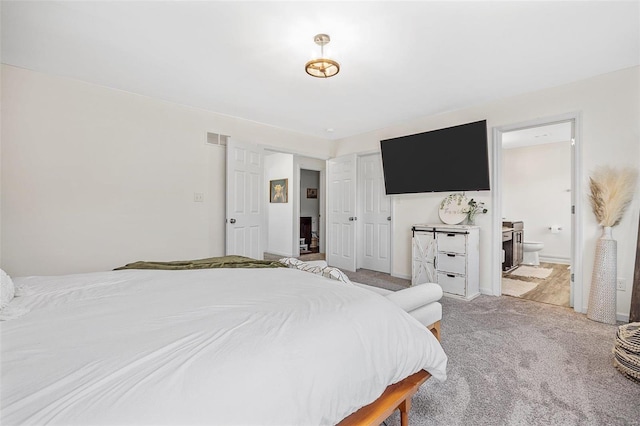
left=587, top=226, right=617, bottom=324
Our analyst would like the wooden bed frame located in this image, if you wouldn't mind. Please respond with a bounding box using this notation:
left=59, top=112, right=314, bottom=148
left=338, top=320, right=441, bottom=426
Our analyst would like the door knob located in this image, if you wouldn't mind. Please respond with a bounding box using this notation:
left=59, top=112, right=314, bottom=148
left=229, top=218, right=236, bottom=224
left=387, top=216, right=391, bottom=221
left=348, top=217, right=357, bottom=221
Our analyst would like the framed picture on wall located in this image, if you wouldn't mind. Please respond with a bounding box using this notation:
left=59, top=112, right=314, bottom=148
left=270, top=179, right=288, bottom=203
left=307, top=188, right=318, bottom=199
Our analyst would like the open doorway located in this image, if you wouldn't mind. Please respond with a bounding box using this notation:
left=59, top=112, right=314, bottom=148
left=299, top=169, right=324, bottom=261
left=260, top=150, right=326, bottom=262
left=500, top=123, right=572, bottom=307
left=492, top=113, right=583, bottom=313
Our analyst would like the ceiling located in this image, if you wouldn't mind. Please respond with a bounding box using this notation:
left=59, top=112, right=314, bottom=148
left=2, top=1, right=639, bottom=140
left=502, top=122, right=573, bottom=149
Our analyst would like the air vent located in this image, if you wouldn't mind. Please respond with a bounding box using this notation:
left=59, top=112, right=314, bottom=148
left=206, top=132, right=229, bottom=147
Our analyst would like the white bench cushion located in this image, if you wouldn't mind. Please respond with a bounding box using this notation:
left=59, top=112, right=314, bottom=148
left=297, top=260, right=442, bottom=327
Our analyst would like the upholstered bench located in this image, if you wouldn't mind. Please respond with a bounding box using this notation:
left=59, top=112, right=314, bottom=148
left=302, top=260, right=443, bottom=340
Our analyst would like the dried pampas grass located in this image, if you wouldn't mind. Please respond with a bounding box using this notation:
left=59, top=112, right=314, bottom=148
left=589, top=166, right=638, bottom=227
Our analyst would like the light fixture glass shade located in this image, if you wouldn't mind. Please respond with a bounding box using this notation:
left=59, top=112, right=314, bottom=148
left=305, top=34, right=340, bottom=78
left=305, top=58, right=340, bottom=78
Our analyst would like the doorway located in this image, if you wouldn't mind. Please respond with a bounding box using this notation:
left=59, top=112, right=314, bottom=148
left=500, top=123, right=572, bottom=307
left=259, top=150, right=327, bottom=261
left=492, top=113, right=583, bottom=313
left=299, top=169, right=323, bottom=261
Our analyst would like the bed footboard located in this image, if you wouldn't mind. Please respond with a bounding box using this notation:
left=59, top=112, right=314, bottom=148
left=338, top=320, right=441, bottom=426
left=337, top=369, right=431, bottom=426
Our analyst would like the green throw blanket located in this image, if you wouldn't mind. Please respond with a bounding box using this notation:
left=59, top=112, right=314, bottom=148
left=114, top=255, right=285, bottom=271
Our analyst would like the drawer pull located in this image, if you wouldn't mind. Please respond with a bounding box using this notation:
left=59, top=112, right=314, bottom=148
left=447, top=274, right=455, bottom=278
left=447, top=233, right=455, bottom=237
left=447, top=253, right=455, bottom=257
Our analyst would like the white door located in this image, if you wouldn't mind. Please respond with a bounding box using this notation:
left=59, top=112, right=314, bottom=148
left=358, top=154, right=391, bottom=273
left=226, top=139, right=264, bottom=259
left=412, top=231, right=436, bottom=285
left=326, top=154, right=357, bottom=271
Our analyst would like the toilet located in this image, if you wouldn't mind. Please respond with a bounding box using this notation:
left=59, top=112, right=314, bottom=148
left=522, top=241, right=544, bottom=266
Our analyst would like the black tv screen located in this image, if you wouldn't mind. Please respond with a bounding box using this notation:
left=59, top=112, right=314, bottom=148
left=380, top=120, right=490, bottom=194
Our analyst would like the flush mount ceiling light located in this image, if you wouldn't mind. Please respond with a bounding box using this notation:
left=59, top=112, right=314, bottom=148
left=305, top=34, right=340, bottom=78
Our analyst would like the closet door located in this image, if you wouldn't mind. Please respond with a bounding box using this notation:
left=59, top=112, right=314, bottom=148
left=359, top=154, right=391, bottom=273
left=326, top=155, right=357, bottom=271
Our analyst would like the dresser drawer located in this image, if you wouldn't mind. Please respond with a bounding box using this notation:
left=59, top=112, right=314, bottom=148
left=437, top=272, right=466, bottom=296
left=437, top=232, right=466, bottom=254
left=437, top=252, right=466, bottom=275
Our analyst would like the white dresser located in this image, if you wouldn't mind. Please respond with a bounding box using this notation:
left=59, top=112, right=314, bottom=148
left=411, top=224, right=480, bottom=300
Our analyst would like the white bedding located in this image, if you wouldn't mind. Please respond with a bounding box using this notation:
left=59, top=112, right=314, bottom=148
left=1, top=267, right=447, bottom=425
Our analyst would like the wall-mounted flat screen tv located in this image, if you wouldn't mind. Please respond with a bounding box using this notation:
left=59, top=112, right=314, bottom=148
left=380, top=120, right=490, bottom=195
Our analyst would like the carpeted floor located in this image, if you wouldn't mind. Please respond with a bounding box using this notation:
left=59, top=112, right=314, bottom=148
left=348, top=269, right=640, bottom=425
left=343, top=268, right=411, bottom=291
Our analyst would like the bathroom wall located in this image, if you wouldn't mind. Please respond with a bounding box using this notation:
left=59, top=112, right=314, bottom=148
left=503, top=141, right=572, bottom=262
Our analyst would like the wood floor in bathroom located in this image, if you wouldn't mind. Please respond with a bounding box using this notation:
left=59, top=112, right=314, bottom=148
left=504, top=262, right=571, bottom=307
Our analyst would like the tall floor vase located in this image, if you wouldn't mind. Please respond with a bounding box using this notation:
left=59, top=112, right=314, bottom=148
left=587, top=226, right=617, bottom=324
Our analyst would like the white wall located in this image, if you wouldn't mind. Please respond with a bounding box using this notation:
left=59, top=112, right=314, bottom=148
left=1, top=65, right=331, bottom=276
left=334, top=66, right=640, bottom=318
left=503, top=142, right=572, bottom=262
left=2, top=64, right=639, bottom=318
left=265, top=153, right=294, bottom=257
left=300, top=169, right=319, bottom=233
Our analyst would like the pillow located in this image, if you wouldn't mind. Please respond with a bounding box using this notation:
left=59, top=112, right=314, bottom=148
left=1, top=269, right=15, bottom=310
left=279, top=257, right=306, bottom=268
left=320, top=266, right=353, bottom=285
left=280, top=258, right=352, bottom=285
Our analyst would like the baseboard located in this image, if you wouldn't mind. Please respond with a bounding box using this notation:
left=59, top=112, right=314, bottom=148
left=539, top=255, right=571, bottom=265
left=480, top=288, right=497, bottom=296
left=617, top=312, right=629, bottom=322
left=391, top=272, right=411, bottom=280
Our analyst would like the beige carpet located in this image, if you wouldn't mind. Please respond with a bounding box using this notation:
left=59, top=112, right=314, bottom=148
left=502, top=277, right=539, bottom=297
left=509, top=265, right=552, bottom=279
left=386, top=295, right=639, bottom=426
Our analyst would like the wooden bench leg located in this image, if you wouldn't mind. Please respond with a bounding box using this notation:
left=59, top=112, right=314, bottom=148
left=427, top=320, right=441, bottom=341
left=399, top=398, right=411, bottom=426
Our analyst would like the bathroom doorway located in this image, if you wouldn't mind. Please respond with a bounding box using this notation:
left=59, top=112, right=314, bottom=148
left=492, top=113, right=583, bottom=312
left=500, top=123, right=572, bottom=307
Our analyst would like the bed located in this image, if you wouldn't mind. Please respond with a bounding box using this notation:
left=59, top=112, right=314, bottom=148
left=1, top=262, right=447, bottom=425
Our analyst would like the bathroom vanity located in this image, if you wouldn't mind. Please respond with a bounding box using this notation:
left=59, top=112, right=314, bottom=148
left=502, top=221, right=523, bottom=272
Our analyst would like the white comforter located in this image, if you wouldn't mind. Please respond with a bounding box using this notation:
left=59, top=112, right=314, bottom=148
left=1, top=268, right=447, bottom=425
